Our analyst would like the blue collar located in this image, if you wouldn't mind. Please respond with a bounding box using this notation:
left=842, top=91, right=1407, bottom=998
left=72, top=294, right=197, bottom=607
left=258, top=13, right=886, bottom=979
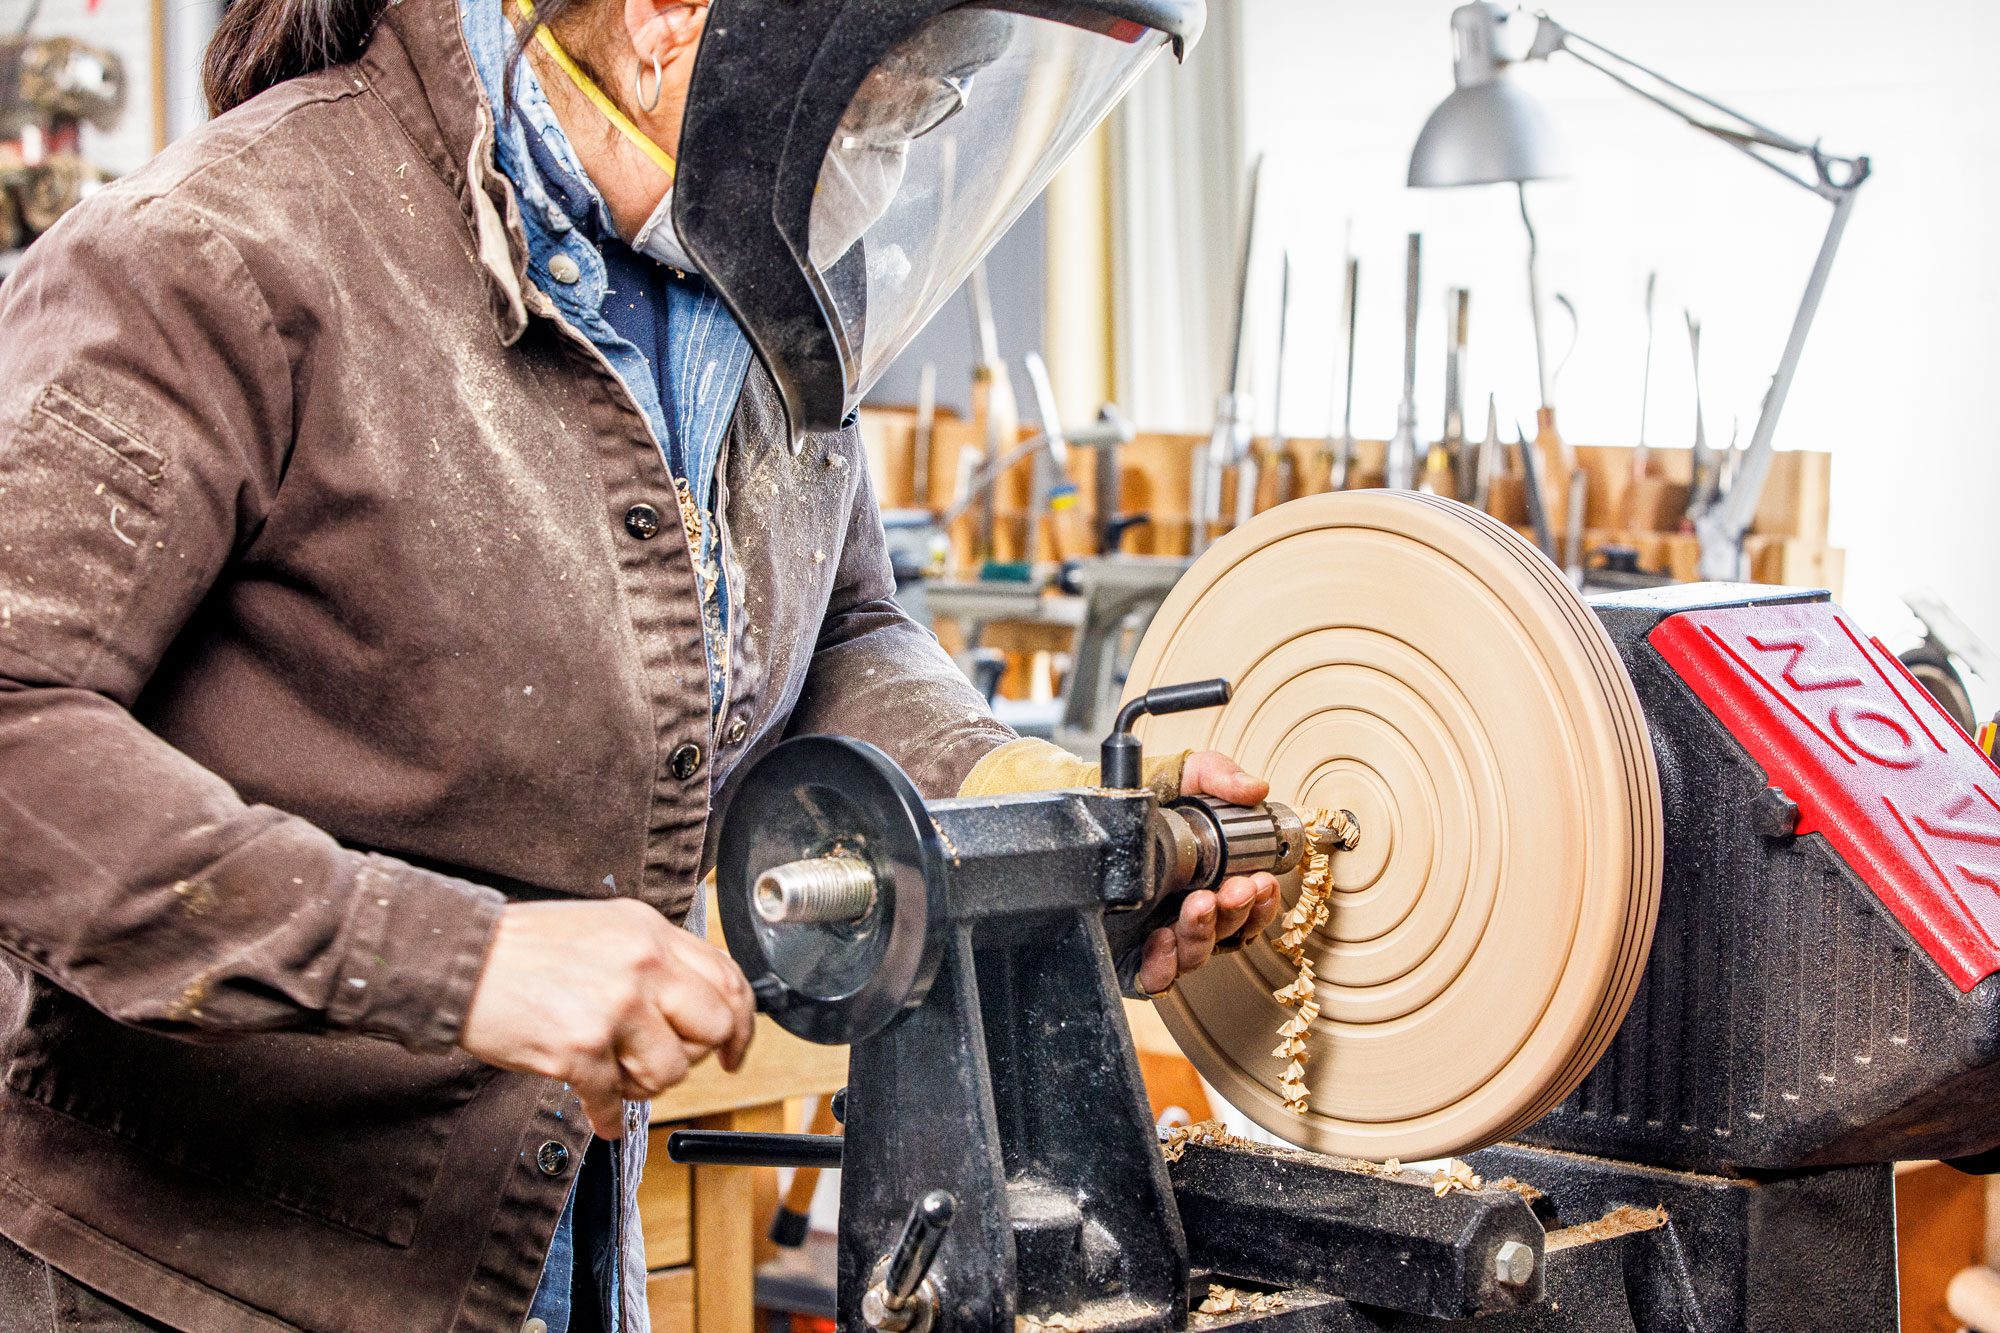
left=458, top=0, right=755, bottom=719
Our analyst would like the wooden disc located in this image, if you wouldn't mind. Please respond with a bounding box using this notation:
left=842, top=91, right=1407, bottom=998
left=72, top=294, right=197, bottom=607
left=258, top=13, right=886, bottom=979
left=1126, top=492, right=1661, bottom=1161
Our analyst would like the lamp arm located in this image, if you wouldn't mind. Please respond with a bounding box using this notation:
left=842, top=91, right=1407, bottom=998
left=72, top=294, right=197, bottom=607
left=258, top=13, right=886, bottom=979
left=1522, top=10, right=1874, bottom=581
left=1532, top=15, right=1870, bottom=203
left=1693, top=184, right=1860, bottom=578
left=1519, top=184, right=1551, bottom=410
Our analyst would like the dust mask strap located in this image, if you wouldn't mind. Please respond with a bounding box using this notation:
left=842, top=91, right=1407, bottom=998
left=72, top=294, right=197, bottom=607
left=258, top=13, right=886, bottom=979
left=514, top=0, right=679, bottom=181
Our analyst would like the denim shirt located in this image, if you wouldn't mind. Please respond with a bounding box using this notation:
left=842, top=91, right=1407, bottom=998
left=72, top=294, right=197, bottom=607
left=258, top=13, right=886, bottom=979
left=458, top=6, right=751, bottom=1329
left=460, top=0, right=752, bottom=716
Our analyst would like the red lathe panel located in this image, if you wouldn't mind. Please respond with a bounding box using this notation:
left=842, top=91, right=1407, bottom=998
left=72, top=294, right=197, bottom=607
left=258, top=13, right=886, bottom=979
left=1652, top=602, right=2000, bottom=992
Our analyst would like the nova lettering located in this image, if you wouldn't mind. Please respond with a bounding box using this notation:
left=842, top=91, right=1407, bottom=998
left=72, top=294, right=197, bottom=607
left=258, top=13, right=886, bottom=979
left=1830, top=701, right=1923, bottom=769
left=1745, top=628, right=1934, bottom=770
left=1913, top=785, right=2000, bottom=896
left=1745, top=630, right=1864, bottom=693
left=1654, top=603, right=2000, bottom=990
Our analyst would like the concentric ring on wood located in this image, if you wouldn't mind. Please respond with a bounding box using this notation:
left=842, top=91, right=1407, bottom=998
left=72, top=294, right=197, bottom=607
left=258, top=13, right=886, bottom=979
left=1126, top=491, right=1662, bottom=1161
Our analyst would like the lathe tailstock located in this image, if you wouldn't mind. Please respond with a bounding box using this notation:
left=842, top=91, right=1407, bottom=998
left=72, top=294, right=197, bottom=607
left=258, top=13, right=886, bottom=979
left=674, top=493, right=2000, bottom=1333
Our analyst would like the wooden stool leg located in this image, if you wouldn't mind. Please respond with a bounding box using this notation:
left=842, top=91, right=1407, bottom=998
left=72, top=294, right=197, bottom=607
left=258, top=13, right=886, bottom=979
left=771, top=1098, right=842, bottom=1248
left=691, top=1103, right=784, bottom=1333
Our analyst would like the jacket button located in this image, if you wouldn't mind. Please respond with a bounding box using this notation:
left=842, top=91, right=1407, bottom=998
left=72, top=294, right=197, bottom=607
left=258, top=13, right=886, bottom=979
left=524, top=1320, right=550, bottom=1333
left=624, top=504, right=662, bottom=540
left=670, top=742, right=704, bottom=780
left=726, top=716, right=748, bottom=745
left=536, top=1140, right=571, bottom=1177
left=547, top=254, right=581, bottom=285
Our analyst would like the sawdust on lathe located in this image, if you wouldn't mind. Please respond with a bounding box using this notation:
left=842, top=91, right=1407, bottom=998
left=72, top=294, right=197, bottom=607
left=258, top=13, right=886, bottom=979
left=1271, top=813, right=1342, bottom=1114
left=1017, top=1315, right=1084, bottom=1332
left=1196, top=1284, right=1287, bottom=1316
left=1546, top=1203, right=1669, bottom=1252
left=1489, top=1175, right=1544, bottom=1203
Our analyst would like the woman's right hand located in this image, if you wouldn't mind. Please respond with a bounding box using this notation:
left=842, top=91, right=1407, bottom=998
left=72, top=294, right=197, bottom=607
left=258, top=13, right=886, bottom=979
left=458, top=899, right=755, bottom=1138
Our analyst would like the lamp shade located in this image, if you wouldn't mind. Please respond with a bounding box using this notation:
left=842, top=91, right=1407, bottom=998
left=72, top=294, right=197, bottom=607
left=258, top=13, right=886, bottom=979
left=1409, top=79, right=1568, bottom=188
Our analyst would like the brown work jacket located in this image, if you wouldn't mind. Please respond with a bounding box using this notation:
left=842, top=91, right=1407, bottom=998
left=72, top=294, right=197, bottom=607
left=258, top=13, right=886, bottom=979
left=0, top=0, right=1012, bottom=1327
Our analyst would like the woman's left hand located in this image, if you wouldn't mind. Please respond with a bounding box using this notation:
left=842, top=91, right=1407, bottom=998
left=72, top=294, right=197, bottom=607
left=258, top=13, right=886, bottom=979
left=1133, top=752, right=1284, bottom=997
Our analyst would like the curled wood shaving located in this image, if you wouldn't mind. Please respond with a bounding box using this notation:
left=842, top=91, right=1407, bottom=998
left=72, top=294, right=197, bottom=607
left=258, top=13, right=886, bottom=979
left=1158, top=1119, right=1255, bottom=1163
left=1017, top=1316, right=1084, bottom=1332
left=1430, top=1159, right=1485, bottom=1197
left=1272, top=812, right=1342, bottom=1115
left=1197, top=1284, right=1287, bottom=1316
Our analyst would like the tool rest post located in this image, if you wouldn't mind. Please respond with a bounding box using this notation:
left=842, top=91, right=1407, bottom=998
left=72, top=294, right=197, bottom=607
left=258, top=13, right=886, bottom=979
left=665, top=1130, right=844, bottom=1170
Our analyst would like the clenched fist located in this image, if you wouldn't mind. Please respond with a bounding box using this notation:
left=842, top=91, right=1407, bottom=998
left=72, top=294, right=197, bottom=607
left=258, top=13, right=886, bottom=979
left=459, top=899, right=755, bottom=1138
left=1131, top=751, right=1284, bottom=997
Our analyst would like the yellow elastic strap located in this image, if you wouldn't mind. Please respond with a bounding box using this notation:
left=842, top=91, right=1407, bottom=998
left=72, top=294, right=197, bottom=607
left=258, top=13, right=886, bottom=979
left=515, top=0, right=678, bottom=181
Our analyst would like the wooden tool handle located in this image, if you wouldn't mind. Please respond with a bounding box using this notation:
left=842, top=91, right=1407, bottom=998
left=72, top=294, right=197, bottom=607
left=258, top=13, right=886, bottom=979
left=1534, top=408, right=1573, bottom=539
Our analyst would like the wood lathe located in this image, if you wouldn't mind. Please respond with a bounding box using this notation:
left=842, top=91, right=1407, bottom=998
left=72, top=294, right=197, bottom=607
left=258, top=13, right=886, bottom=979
left=670, top=492, right=2000, bottom=1332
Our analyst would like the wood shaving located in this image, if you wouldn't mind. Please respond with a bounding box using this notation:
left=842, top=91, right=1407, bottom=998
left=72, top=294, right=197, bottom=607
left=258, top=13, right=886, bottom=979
left=1430, top=1159, right=1485, bottom=1197
left=1196, top=1284, right=1287, bottom=1316
left=1159, top=1120, right=1256, bottom=1163
left=1017, top=1316, right=1084, bottom=1332
left=1272, top=812, right=1343, bottom=1114
left=1546, top=1203, right=1669, bottom=1252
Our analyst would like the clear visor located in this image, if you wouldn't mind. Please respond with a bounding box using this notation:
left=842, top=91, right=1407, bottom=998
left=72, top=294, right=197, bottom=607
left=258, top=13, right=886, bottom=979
left=804, top=7, right=1168, bottom=405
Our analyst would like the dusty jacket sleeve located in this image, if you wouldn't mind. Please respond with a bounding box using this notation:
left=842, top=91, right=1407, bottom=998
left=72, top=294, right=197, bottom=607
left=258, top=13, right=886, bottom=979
left=784, top=443, right=1015, bottom=799
left=0, top=195, right=502, bottom=1053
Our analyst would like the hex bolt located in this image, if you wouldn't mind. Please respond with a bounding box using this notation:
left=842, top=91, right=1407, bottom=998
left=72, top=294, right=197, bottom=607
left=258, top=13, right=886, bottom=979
left=754, top=856, right=879, bottom=925
left=1749, top=785, right=1801, bottom=839
left=1493, top=1239, right=1536, bottom=1288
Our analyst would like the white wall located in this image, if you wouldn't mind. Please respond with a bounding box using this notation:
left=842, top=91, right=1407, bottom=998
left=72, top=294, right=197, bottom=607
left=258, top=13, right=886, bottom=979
left=166, top=0, right=225, bottom=139
left=1233, top=0, right=2000, bottom=649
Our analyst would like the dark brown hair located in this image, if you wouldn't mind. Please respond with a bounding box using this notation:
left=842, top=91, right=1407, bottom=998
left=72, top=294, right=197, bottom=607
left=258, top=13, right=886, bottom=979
left=202, top=0, right=591, bottom=117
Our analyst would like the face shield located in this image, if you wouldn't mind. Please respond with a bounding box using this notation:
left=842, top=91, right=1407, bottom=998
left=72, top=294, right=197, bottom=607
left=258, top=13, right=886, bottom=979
left=674, top=1, right=1204, bottom=440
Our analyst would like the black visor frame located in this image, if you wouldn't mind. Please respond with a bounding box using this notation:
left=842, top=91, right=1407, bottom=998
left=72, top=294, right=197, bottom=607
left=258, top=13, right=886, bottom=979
left=674, top=0, right=1203, bottom=439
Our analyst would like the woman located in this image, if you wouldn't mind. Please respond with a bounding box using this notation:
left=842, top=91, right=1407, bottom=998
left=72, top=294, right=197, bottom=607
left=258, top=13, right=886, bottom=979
left=0, top=0, right=1273, bottom=1329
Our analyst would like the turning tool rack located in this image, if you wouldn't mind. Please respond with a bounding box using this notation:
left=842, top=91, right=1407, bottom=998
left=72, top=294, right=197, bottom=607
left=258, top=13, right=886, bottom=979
left=859, top=413, right=1839, bottom=592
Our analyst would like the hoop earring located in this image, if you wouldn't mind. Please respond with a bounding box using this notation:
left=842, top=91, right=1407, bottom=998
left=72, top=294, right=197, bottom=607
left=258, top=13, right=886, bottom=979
left=635, top=56, right=664, bottom=113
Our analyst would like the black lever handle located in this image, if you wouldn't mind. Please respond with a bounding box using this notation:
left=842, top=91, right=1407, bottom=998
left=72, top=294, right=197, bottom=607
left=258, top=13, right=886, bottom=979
left=1101, top=511, right=1150, bottom=556
left=666, top=1130, right=844, bottom=1170
left=1100, top=678, right=1233, bottom=789
left=750, top=974, right=793, bottom=1013
left=884, top=1190, right=955, bottom=1307
left=1125, top=679, right=1233, bottom=720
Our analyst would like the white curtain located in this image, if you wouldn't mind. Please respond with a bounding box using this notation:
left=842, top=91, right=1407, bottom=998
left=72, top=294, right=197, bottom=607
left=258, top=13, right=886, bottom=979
left=1108, top=5, right=1248, bottom=431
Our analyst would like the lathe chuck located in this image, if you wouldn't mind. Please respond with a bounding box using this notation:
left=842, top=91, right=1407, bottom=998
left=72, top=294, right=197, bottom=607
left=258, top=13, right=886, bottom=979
left=1125, top=492, right=1663, bottom=1162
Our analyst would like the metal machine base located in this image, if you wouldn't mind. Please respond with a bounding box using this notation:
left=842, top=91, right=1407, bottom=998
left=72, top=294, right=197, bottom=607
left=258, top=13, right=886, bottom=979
left=1166, top=1139, right=1895, bottom=1333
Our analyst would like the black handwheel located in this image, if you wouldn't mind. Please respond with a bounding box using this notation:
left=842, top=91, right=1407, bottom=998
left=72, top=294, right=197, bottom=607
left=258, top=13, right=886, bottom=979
left=1900, top=643, right=1976, bottom=735
left=717, top=737, right=948, bottom=1045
